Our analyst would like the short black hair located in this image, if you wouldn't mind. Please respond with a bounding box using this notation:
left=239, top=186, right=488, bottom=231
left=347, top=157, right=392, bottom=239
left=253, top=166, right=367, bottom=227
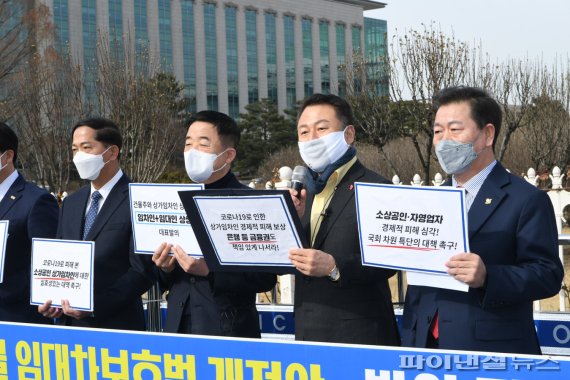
left=72, top=117, right=122, bottom=152
left=297, top=93, right=354, bottom=127
left=0, top=121, right=18, bottom=164
left=185, top=110, right=240, bottom=148
left=433, top=86, right=502, bottom=150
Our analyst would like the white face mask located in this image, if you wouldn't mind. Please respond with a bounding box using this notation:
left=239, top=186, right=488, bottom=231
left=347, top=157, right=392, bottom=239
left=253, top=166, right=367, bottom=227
left=184, top=149, right=228, bottom=183
left=298, top=128, right=350, bottom=173
left=73, top=147, right=111, bottom=181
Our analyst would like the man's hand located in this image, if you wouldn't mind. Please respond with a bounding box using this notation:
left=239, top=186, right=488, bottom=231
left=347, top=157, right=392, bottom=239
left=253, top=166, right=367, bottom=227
left=289, top=248, right=336, bottom=277
left=38, top=300, right=63, bottom=319
left=61, top=299, right=91, bottom=320
left=289, top=188, right=307, bottom=218
left=172, top=245, right=210, bottom=277
left=446, top=252, right=487, bottom=288
left=152, top=242, right=177, bottom=273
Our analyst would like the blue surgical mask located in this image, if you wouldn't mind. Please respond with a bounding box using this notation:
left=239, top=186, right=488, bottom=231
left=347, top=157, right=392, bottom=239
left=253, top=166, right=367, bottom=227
left=435, top=138, right=480, bottom=175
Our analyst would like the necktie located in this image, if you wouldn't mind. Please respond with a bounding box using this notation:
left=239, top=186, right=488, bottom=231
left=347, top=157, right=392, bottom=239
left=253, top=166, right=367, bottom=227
left=83, top=191, right=102, bottom=240
left=430, top=311, right=439, bottom=340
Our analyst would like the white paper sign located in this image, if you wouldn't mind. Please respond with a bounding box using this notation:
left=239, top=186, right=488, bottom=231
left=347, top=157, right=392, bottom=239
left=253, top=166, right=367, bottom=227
left=30, top=238, right=95, bottom=311
left=0, top=220, right=9, bottom=283
left=129, top=183, right=204, bottom=257
left=193, top=194, right=301, bottom=267
left=355, top=182, right=470, bottom=291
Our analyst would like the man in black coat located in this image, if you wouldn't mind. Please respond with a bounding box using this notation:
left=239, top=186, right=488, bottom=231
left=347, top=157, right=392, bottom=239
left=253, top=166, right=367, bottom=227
left=39, top=117, right=155, bottom=330
left=289, top=94, right=400, bottom=345
left=153, top=111, right=276, bottom=337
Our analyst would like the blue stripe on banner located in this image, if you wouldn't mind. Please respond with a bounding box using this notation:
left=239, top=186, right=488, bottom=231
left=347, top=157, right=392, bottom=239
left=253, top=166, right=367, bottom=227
left=1, top=321, right=569, bottom=379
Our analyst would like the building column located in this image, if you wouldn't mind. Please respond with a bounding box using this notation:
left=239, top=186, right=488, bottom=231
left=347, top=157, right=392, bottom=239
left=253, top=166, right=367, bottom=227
left=345, top=23, right=353, bottom=68
left=146, top=0, right=160, bottom=74
left=170, top=0, right=184, bottom=86
left=236, top=5, right=248, bottom=113
left=67, top=0, right=83, bottom=66
left=96, top=0, right=109, bottom=43
left=311, top=18, right=321, bottom=94
left=216, top=2, right=228, bottom=114
left=275, top=12, right=287, bottom=113
left=123, top=0, right=135, bottom=66
left=329, top=21, right=338, bottom=94
left=294, top=15, right=304, bottom=103
left=194, top=0, right=207, bottom=111
left=256, top=9, right=267, bottom=101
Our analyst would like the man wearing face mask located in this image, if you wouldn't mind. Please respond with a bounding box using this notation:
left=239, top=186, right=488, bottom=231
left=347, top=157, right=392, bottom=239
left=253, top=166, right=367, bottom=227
left=288, top=94, right=400, bottom=345
left=38, top=117, right=155, bottom=330
left=401, top=86, right=563, bottom=354
left=0, top=122, right=59, bottom=324
left=153, top=111, right=276, bottom=337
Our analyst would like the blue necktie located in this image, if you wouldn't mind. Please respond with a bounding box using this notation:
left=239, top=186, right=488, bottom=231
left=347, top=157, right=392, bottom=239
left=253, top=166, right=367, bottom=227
left=83, top=191, right=102, bottom=240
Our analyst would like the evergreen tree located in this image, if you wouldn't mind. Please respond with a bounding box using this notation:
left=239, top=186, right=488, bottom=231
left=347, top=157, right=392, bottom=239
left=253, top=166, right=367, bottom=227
left=235, top=99, right=296, bottom=177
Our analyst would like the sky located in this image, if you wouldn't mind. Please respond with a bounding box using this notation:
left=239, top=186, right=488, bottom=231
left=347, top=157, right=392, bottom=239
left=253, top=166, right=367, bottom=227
left=365, top=0, right=570, bottom=67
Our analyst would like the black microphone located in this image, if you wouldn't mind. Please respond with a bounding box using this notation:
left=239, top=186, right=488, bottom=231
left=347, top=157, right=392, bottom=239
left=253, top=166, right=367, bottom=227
left=291, top=165, right=310, bottom=193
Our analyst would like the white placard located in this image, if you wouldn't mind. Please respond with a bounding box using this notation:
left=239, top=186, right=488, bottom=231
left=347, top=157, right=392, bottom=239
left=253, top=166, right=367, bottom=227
left=129, top=183, right=204, bottom=257
left=193, top=194, right=301, bottom=267
left=30, top=238, right=95, bottom=311
left=0, top=220, right=9, bottom=283
left=355, top=182, right=470, bottom=291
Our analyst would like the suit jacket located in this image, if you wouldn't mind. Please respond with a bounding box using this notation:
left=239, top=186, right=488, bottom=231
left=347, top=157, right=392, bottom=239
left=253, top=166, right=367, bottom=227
left=162, top=171, right=277, bottom=337
left=0, top=173, right=59, bottom=323
left=57, top=174, right=155, bottom=330
left=401, top=163, right=564, bottom=354
left=294, top=159, right=400, bottom=345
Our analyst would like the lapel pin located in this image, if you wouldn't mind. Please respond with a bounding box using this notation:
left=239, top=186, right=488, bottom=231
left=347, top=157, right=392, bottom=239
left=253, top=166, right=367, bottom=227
left=349, top=184, right=354, bottom=191
left=485, top=198, right=492, bottom=205
left=10, top=195, right=15, bottom=200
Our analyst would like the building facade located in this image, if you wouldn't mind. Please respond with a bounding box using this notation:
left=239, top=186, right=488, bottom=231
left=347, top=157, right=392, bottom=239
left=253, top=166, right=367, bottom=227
left=45, top=0, right=387, bottom=116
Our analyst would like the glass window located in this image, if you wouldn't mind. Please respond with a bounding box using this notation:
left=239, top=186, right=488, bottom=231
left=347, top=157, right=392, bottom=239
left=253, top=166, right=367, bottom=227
left=284, top=15, right=295, bottom=108
left=226, top=6, right=239, bottom=117
left=265, top=12, right=277, bottom=103
left=245, top=9, right=258, bottom=104
left=302, top=18, right=313, bottom=96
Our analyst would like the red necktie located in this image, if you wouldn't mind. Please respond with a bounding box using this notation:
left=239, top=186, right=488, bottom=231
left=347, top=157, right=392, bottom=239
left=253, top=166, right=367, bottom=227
left=430, top=311, right=439, bottom=339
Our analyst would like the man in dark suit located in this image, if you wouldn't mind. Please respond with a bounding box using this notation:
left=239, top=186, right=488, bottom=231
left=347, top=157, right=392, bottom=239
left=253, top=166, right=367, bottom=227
left=0, top=122, right=59, bottom=324
left=152, top=111, right=276, bottom=337
left=401, top=86, right=564, bottom=354
left=38, top=117, right=155, bottom=330
left=288, top=94, right=400, bottom=345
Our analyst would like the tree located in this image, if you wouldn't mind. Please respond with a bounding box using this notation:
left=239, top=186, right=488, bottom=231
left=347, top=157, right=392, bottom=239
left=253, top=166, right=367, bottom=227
left=95, top=40, right=189, bottom=183
left=389, top=23, right=472, bottom=181
left=520, top=63, right=570, bottom=171
left=0, top=47, right=87, bottom=194
left=0, top=1, right=51, bottom=84
left=343, top=52, right=399, bottom=173
left=487, top=58, right=543, bottom=161
left=235, top=99, right=296, bottom=178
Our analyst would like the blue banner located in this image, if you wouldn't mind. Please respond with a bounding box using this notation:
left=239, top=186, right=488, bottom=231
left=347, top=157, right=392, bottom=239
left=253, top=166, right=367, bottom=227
left=0, top=322, right=568, bottom=379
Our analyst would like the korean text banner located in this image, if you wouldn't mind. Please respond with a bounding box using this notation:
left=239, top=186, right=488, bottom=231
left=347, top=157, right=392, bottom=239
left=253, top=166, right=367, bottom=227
left=0, top=322, right=568, bottom=379
left=355, top=183, right=469, bottom=275
left=0, top=220, right=8, bottom=283
left=129, top=183, right=204, bottom=257
left=30, top=238, right=95, bottom=310
left=178, top=189, right=306, bottom=274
